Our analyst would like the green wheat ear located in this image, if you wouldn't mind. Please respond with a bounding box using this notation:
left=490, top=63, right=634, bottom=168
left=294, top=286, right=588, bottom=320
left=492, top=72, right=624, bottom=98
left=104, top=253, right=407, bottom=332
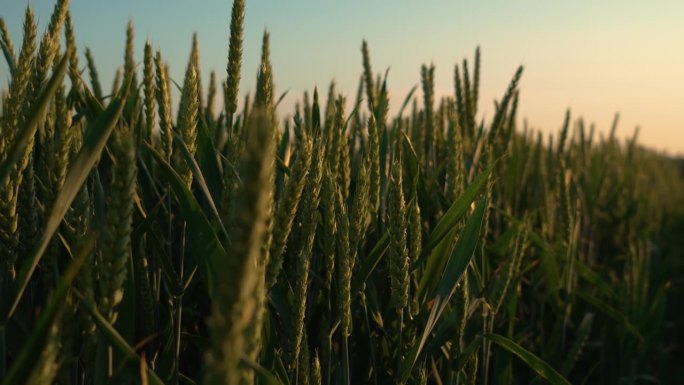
left=421, top=63, right=435, bottom=162
left=111, top=66, right=122, bottom=97
left=453, top=272, right=470, bottom=353
left=288, top=131, right=325, bottom=375
left=321, top=169, right=337, bottom=288
left=350, top=77, right=363, bottom=147
left=2, top=6, right=36, bottom=151
left=349, top=160, right=370, bottom=265
left=206, top=70, right=217, bottom=123
left=408, top=192, right=422, bottom=318
left=266, top=132, right=312, bottom=289
left=193, top=34, right=205, bottom=111
left=489, top=65, right=523, bottom=141
left=454, top=63, right=467, bottom=137
left=205, top=110, right=274, bottom=385
left=123, top=20, right=136, bottom=86
left=225, top=0, right=245, bottom=119
left=337, top=102, right=351, bottom=196
left=30, top=0, right=68, bottom=105
left=335, top=181, right=352, bottom=337
left=361, top=39, right=376, bottom=114
left=297, top=329, right=312, bottom=385
left=488, top=226, right=528, bottom=318
left=254, top=29, right=276, bottom=125
left=0, top=18, right=16, bottom=70
left=84, top=48, right=103, bottom=101
left=330, top=96, right=348, bottom=196
left=446, top=112, right=465, bottom=201
left=0, top=6, right=36, bottom=273
left=142, top=42, right=156, bottom=146
left=472, top=46, right=481, bottom=116
left=462, top=59, right=474, bottom=136
left=64, top=11, right=80, bottom=92
left=387, top=154, right=409, bottom=312
left=0, top=2, right=678, bottom=384
left=98, top=125, right=137, bottom=324
left=368, top=115, right=380, bottom=215
left=45, top=86, right=72, bottom=215
left=174, top=36, right=200, bottom=188
left=16, top=154, right=37, bottom=266
left=325, top=81, right=336, bottom=124
left=155, top=52, right=173, bottom=161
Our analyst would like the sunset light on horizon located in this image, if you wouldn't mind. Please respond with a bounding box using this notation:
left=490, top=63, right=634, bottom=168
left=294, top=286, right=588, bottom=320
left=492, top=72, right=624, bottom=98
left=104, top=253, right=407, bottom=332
left=2, top=0, right=682, bottom=154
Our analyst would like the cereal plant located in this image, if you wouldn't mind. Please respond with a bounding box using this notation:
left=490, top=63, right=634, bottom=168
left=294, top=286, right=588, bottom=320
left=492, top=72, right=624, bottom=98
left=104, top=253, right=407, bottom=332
left=1, top=1, right=683, bottom=384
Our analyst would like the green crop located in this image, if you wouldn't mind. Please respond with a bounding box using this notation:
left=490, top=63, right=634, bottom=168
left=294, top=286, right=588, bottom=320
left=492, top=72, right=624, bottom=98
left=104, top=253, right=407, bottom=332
left=1, top=1, right=683, bottom=384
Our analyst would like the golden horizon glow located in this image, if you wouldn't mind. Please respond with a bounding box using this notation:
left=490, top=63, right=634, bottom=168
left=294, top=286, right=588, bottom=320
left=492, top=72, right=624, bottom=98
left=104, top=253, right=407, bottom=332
left=2, top=0, right=682, bottom=154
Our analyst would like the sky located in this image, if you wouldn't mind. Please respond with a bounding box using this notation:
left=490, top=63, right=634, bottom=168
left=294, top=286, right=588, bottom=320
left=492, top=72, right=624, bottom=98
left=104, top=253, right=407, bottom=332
left=1, top=0, right=683, bottom=155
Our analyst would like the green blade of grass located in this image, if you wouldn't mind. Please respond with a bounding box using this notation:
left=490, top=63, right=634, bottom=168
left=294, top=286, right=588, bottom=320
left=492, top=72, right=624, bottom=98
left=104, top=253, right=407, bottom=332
left=401, top=198, right=486, bottom=382
left=144, top=142, right=227, bottom=297
left=426, top=163, right=493, bottom=250
left=484, top=333, right=572, bottom=385
left=415, top=166, right=494, bottom=301
left=195, top=116, right=223, bottom=204
left=401, top=130, right=420, bottom=190
left=172, top=131, right=230, bottom=243
left=129, top=200, right=183, bottom=295
left=416, top=227, right=457, bottom=304
left=432, top=197, right=486, bottom=314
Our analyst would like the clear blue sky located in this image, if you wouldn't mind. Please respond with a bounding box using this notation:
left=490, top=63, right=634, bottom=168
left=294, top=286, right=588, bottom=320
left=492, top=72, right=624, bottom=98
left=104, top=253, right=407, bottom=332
left=2, top=0, right=683, bottom=154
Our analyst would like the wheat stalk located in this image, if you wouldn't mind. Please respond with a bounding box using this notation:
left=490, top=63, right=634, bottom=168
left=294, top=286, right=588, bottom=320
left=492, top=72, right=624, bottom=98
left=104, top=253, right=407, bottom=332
left=387, top=155, right=409, bottom=312
left=84, top=48, right=103, bottom=100
left=335, top=181, right=352, bottom=338
left=205, top=111, right=274, bottom=385
left=0, top=18, right=16, bottom=70
left=266, top=133, right=312, bottom=289
left=0, top=8, right=36, bottom=273
left=421, top=64, right=435, bottom=162
left=225, top=0, right=245, bottom=121
left=361, top=40, right=376, bottom=114
left=174, top=37, right=200, bottom=188
left=123, top=20, right=136, bottom=86
left=64, top=11, right=80, bottom=92
left=155, top=52, right=173, bottom=161
left=142, top=42, right=156, bottom=146
left=288, top=132, right=325, bottom=374
left=97, top=125, right=137, bottom=323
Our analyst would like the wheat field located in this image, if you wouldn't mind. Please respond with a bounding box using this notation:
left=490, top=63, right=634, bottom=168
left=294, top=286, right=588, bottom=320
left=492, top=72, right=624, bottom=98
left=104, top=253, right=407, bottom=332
left=1, top=1, right=683, bottom=384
